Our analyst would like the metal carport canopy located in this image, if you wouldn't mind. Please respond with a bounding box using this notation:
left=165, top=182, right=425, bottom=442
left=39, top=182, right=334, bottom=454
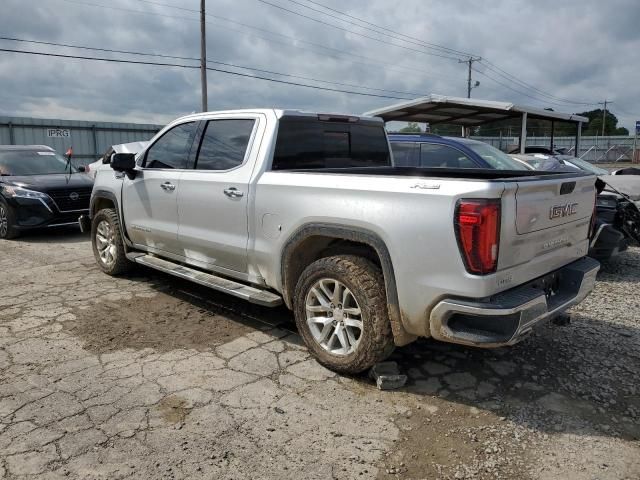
left=364, top=94, right=589, bottom=154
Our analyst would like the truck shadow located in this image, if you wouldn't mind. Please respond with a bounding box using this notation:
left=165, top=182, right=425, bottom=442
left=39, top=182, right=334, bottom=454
left=9, top=227, right=88, bottom=244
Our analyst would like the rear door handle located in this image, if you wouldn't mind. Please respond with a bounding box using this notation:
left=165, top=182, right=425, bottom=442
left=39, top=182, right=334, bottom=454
left=224, top=187, right=244, bottom=198
left=160, top=182, right=176, bottom=192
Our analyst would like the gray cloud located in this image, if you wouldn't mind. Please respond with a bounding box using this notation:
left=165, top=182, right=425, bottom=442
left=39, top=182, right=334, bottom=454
left=0, top=0, right=638, bottom=130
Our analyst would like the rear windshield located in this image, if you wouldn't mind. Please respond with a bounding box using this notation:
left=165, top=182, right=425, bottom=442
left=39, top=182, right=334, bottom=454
left=0, top=150, right=78, bottom=176
left=271, top=118, right=391, bottom=170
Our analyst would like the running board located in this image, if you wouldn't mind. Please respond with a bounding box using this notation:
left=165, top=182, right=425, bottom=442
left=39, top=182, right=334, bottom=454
left=127, top=253, right=282, bottom=307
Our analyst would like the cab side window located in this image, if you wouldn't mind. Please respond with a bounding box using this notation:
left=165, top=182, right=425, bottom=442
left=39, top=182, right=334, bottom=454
left=195, top=119, right=255, bottom=171
left=419, top=144, right=477, bottom=168
left=144, top=122, right=197, bottom=169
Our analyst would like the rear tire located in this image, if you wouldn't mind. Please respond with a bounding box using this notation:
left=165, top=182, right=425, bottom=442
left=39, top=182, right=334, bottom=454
left=293, top=255, right=395, bottom=374
left=0, top=199, right=19, bottom=239
left=91, top=208, right=132, bottom=276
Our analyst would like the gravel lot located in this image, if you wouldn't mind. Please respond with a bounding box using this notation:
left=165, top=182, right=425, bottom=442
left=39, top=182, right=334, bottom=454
left=0, top=230, right=639, bottom=479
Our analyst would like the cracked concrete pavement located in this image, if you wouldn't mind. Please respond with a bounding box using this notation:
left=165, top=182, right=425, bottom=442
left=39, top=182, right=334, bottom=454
left=0, top=230, right=639, bottom=479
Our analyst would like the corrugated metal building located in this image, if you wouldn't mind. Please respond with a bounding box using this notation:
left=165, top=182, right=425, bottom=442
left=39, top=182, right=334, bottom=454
left=0, top=116, right=162, bottom=162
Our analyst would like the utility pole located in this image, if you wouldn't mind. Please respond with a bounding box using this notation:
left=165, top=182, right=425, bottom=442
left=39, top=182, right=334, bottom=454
left=200, top=0, right=208, bottom=112
left=459, top=56, right=482, bottom=98
left=599, top=100, right=612, bottom=137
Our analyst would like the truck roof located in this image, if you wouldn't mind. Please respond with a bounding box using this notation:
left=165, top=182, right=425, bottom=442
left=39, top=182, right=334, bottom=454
left=387, top=134, right=487, bottom=147
left=171, top=109, right=384, bottom=125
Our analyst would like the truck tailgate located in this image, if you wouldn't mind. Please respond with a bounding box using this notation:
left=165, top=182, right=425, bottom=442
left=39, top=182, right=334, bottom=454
left=499, top=173, right=596, bottom=274
left=515, top=176, right=595, bottom=234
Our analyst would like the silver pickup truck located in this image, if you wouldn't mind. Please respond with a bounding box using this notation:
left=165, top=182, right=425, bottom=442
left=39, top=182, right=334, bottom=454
left=84, top=109, right=600, bottom=373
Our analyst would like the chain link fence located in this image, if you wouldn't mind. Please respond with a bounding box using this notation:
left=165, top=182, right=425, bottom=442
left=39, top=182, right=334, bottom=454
left=472, top=135, right=639, bottom=163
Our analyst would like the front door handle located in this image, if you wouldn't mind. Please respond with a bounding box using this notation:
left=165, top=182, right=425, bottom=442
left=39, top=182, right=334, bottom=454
left=160, top=182, right=176, bottom=192
left=224, top=187, right=244, bottom=198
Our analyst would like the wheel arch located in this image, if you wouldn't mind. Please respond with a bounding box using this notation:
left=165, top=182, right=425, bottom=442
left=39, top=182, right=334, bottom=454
left=280, top=223, right=416, bottom=346
left=90, top=189, right=131, bottom=245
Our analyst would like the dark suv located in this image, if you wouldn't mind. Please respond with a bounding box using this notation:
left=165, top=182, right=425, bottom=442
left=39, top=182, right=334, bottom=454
left=388, top=134, right=529, bottom=170
left=0, top=145, right=93, bottom=239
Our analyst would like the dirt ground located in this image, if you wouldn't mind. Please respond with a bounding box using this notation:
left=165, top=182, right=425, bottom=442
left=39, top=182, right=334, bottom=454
left=0, top=229, right=639, bottom=479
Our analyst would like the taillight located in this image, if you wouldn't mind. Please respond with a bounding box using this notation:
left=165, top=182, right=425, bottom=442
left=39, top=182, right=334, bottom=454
left=455, top=199, right=501, bottom=275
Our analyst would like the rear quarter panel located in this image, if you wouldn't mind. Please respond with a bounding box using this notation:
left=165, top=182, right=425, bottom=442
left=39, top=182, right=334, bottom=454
left=253, top=171, right=507, bottom=337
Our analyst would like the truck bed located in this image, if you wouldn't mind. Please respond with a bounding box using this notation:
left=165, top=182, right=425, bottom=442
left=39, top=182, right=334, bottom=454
left=280, top=166, right=594, bottom=181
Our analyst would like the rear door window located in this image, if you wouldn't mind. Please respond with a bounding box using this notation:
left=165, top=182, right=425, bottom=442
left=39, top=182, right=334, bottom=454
left=390, top=142, right=418, bottom=167
left=419, top=144, right=477, bottom=168
left=195, top=119, right=255, bottom=171
left=144, top=122, right=197, bottom=170
left=271, top=118, right=390, bottom=170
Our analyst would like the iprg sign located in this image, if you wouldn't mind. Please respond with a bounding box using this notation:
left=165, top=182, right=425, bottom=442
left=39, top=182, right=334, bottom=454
left=47, top=128, right=71, bottom=138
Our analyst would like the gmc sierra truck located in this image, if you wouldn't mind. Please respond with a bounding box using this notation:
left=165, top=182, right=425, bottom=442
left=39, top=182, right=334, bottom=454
left=84, top=109, right=600, bottom=374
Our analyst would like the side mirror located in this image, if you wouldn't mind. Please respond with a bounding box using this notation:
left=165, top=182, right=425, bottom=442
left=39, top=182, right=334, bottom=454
left=78, top=165, right=86, bottom=173
left=111, top=153, right=136, bottom=172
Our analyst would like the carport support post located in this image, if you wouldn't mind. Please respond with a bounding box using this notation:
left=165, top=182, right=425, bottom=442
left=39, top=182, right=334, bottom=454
left=576, top=122, right=582, bottom=158
left=8, top=122, right=14, bottom=145
left=550, top=120, right=555, bottom=152
left=519, top=112, right=528, bottom=154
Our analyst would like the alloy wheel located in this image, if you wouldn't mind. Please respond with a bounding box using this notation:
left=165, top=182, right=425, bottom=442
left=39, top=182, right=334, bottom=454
left=95, top=220, right=117, bottom=267
left=305, top=278, right=363, bottom=356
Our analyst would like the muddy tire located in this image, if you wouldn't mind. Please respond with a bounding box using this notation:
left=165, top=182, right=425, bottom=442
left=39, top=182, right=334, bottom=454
left=0, top=199, right=19, bottom=239
left=91, top=208, right=132, bottom=276
left=293, top=255, right=395, bottom=374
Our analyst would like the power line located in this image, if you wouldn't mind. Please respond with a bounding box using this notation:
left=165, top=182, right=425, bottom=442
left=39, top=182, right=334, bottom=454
left=0, top=36, right=424, bottom=97
left=56, top=0, right=457, bottom=83
left=251, top=0, right=463, bottom=61
left=0, top=47, right=411, bottom=100
left=479, top=60, right=595, bottom=106
left=472, top=66, right=599, bottom=109
left=280, top=0, right=474, bottom=59
left=271, top=0, right=597, bottom=107
left=0, top=36, right=198, bottom=61
left=51, top=0, right=597, bottom=108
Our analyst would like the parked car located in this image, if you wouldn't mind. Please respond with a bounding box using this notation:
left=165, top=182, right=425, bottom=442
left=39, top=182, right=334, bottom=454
left=389, top=134, right=530, bottom=170
left=612, top=167, right=640, bottom=176
left=84, top=109, right=599, bottom=374
left=0, top=145, right=93, bottom=239
left=508, top=145, right=566, bottom=155
left=84, top=141, right=149, bottom=180
left=513, top=154, right=640, bottom=261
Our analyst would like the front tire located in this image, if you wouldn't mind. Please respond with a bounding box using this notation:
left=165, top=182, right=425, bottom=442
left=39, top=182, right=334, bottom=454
left=91, top=208, right=131, bottom=275
left=0, top=199, right=19, bottom=239
left=293, top=255, right=395, bottom=374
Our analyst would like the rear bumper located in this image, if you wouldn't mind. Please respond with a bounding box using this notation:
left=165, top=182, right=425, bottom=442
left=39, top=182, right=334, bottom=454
left=429, top=257, right=600, bottom=348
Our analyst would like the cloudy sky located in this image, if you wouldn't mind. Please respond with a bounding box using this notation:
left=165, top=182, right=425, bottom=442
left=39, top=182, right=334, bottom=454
left=1, top=0, right=639, bottom=130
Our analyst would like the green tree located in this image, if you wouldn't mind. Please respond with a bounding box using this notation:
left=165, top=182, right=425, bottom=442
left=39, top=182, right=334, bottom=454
left=578, top=109, right=629, bottom=136
left=399, top=122, right=422, bottom=133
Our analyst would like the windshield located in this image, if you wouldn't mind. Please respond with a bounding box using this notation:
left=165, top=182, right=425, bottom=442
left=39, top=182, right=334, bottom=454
left=522, top=156, right=575, bottom=172
left=0, top=150, right=78, bottom=176
left=467, top=143, right=529, bottom=170
left=557, top=155, right=609, bottom=175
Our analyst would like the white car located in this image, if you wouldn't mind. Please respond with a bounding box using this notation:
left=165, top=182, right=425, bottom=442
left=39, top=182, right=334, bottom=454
left=84, top=141, right=149, bottom=180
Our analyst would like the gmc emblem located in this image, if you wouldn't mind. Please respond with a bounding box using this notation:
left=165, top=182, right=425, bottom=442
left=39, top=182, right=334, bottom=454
left=549, top=203, right=578, bottom=220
